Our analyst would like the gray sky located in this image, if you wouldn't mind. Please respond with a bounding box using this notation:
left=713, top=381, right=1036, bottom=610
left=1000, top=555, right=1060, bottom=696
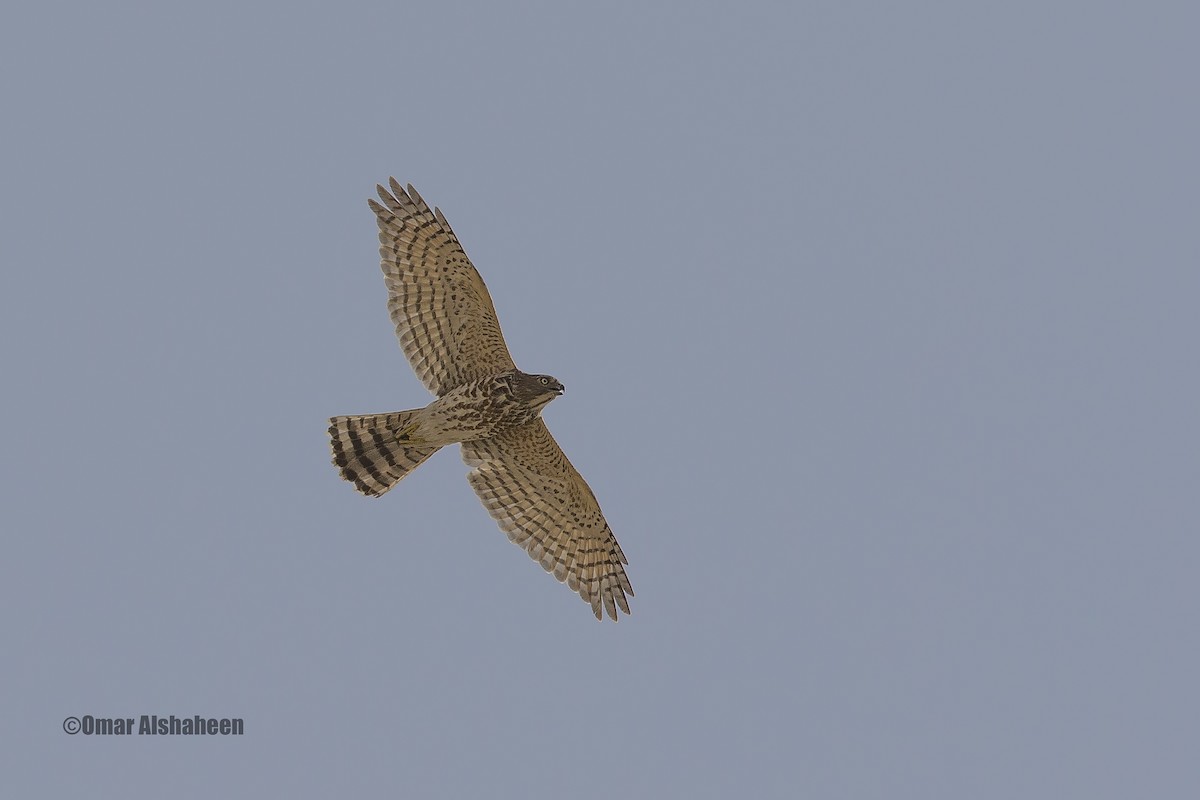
left=3, top=2, right=1197, bottom=797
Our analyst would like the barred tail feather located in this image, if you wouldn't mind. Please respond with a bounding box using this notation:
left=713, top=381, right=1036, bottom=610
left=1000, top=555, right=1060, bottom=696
left=328, top=411, right=441, bottom=496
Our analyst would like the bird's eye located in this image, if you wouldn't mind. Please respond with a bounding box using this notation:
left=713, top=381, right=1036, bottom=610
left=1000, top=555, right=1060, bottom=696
left=539, top=377, right=549, bottom=385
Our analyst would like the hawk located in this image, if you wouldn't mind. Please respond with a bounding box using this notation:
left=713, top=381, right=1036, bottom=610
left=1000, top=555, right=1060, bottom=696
left=328, top=180, right=634, bottom=621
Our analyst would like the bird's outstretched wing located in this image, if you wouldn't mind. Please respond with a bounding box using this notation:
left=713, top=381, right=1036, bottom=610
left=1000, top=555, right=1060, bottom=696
left=461, top=420, right=634, bottom=621
left=369, top=179, right=516, bottom=396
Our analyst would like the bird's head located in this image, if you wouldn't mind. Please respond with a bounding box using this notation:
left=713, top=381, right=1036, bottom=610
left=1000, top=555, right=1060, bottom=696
left=512, top=371, right=565, bottom=409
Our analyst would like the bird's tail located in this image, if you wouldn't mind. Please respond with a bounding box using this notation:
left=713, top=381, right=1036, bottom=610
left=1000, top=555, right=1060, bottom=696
left=328, top=410, right=441, bottom=497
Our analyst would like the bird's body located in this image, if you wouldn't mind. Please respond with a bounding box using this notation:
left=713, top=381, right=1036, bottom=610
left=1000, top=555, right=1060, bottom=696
left=329, top=180, right=633, bottom=620
left=330, top=370, right=562, bottom=488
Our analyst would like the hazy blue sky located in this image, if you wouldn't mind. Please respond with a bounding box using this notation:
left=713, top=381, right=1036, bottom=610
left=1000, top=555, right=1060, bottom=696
left=3, top=2, right=1197, bottom=797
